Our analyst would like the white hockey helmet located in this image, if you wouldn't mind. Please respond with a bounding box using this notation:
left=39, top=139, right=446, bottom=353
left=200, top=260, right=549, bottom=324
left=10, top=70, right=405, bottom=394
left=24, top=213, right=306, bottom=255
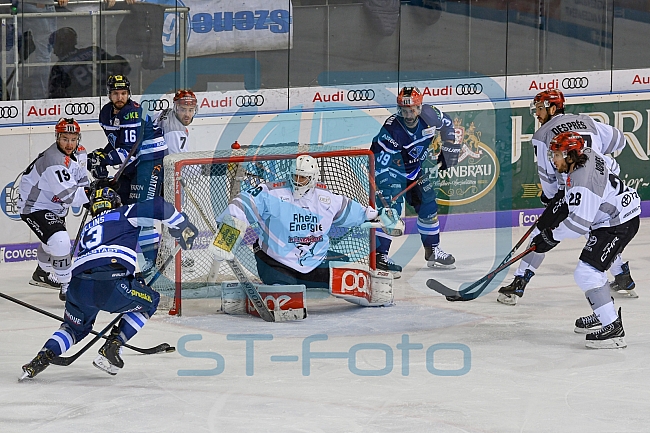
left=291, top=155, right=319, bottom=199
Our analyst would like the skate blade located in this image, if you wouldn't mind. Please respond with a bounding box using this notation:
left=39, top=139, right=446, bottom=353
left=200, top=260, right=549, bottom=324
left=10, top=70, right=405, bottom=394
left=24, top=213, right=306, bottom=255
left=18, top=371, right=31, bottom=381
left=585, top=337, right=627, bottom=349
left=29, top=280, right=61, bottom=290
left=426, top=262, right=456, bottom=270
left=574, top=326, right=601, bottom=334
left=615, top=289, right=639, bottom=299
left=391, top=271, right=402, bottom=279
left=496, top=293, right=517, bottom=306
left=93, top=355, right=120, bottom=376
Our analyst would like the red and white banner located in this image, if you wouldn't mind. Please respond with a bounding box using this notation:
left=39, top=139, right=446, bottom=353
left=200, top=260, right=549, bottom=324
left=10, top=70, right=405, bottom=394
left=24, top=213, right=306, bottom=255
left=506, top=70, right=611, bottom=99
left=612, top=68, right=650, bottom=93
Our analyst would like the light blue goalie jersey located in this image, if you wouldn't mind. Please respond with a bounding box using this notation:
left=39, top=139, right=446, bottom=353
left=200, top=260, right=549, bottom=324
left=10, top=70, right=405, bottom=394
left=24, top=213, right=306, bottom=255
left=218, top=180, right=369, bottom=273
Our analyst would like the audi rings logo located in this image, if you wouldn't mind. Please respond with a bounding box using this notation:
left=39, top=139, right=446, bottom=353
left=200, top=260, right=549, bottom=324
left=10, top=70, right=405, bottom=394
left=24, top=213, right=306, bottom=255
left=0, top=105, right=19, bottom=119
left=455, top=83, right=483, bottom=95
left=236, top=95, right=265, bottom=107
left=65, top=102, right=94, bottom=116
left=562, top=77, right=589, bottom=89
left=346, top=89, right=375, bottom=102
left=141, top=99, right=170, bottom=111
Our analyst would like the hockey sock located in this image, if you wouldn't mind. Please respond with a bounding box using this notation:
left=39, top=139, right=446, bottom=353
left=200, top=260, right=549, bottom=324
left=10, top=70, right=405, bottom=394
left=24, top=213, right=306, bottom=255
left=586, top=284, right=617, bottom=326
left=376, top=232, right=392, bottom=255
left=418, top=217, right=440, bottom=248
left=117, top=312, right=150, bottom=344
left=609, top=254, right=624, bottom=276
left=43, top=325, right=75, bottom=357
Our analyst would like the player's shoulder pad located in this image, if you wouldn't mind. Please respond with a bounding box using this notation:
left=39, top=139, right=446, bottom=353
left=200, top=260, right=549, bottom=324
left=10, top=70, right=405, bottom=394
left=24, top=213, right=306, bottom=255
left=384, top=114, right=399, bottom=127
left=77, top=144, right=87, bottom=153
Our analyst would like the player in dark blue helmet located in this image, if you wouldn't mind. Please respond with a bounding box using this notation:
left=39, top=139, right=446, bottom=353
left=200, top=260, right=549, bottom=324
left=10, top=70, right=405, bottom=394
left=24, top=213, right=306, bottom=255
left=89, top=75, right=169, bottom=277
left=20, top=188, right=198, bottom=379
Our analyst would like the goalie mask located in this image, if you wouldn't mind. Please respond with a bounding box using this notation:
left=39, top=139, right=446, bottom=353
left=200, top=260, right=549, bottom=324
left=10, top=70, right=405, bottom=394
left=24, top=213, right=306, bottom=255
left=291, top=155, right=319, bottom=199
left=90, top=187, right=122, bottom=216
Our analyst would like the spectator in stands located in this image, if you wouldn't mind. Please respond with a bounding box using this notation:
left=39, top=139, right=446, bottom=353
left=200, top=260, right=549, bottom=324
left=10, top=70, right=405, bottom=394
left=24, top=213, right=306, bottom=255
left=48, top=27, right=131, bottom=98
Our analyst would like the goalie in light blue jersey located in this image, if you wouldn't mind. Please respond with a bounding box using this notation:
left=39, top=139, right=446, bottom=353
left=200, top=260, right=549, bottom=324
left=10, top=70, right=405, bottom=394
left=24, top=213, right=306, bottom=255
left=215, top=155, right=401, bottom=290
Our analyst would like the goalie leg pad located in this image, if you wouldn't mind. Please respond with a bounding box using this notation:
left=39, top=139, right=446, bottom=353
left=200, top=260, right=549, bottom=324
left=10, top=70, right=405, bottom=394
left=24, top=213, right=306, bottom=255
left=329, top=262, right=394, bottom=307
left=221, top=282, right=307, bottom=319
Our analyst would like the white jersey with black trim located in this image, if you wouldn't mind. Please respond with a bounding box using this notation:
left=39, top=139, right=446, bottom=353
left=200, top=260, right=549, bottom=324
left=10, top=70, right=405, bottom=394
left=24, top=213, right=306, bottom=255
left=218, top=180, right=370, bottom=273
left=552, top=148, right=640, bottom=242
left=18, top=142, right=89, bottom=216
left=153, top=108, right=189, bottom=154
left=531, top=113, right=626, bottom=198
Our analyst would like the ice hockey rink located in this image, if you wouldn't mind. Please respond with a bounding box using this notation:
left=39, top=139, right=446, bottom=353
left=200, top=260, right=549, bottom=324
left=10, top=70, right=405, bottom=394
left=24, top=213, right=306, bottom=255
left=1, top=223, right=648, bottom=433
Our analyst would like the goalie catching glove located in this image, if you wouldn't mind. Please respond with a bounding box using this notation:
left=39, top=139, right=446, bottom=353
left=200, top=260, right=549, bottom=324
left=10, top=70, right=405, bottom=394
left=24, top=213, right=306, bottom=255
left=360, top=207, right=405, bottom=236
left=169, top=220, right=198, bottom=250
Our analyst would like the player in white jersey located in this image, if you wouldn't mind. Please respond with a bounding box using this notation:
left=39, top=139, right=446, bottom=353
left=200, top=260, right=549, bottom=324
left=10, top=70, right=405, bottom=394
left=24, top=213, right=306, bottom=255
left=214, top=155, right=401, bottom=305
left=153, top=89, right=198, bottom=154
left=17, top=118, right=89, bottom=296
left=498, top=89, right=635, bottom=305
left=529, top=132, right=640, bottom=348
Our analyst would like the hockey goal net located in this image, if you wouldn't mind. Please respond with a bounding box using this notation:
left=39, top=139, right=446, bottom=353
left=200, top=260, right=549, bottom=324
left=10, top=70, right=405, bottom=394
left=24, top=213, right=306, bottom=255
left=154, top=143, right=376, bottom=315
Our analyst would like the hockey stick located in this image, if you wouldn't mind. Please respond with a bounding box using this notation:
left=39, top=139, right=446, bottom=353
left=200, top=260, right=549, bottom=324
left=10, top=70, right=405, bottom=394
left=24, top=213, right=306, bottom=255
left=0, top=291, right=174, bottom=355
left=426, top=245, right=537, bottom=301
left=72, top=139, right=143, bottom=256
left=178, top=177, right=304, bottom=322
left=50, top=247, right=180, bottom=363
left=49, top=314, right=123, bottom=367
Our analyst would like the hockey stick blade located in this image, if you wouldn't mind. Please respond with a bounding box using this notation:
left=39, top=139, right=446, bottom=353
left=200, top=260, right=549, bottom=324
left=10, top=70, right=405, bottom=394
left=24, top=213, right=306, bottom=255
left=0, top=291, right=173, bottom=355
left=426, top=246, right=537, bottom=301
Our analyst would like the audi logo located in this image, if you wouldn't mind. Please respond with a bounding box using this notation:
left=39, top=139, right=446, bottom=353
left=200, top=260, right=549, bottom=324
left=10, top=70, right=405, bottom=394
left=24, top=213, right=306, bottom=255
left=141, top=99, right=170, bottom=111
left=65, top=102, right=95, bottom=116
left=0, top=105, right=19, bottom=119
left=236, top=95, right=264, bottom=107
left=562, top=77, right=589, bottom=89
left=346, top=89, right=375, bottom=101
left=455, top=83, right=483, bottom=95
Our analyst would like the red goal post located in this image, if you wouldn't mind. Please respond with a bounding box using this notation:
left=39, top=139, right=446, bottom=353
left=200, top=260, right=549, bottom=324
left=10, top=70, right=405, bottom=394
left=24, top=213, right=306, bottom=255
left=153, top=143, right=377, bottom=316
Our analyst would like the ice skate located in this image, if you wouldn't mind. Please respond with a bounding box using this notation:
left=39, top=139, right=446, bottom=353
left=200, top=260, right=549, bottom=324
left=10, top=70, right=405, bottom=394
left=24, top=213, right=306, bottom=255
left=425, top=246, right=456, bottom=269
left=59, top=284, right=68, bottom=302
left=574, top=312, right=602, bottom=334
left=375, top=252, right=402, bottom=279
left=29, top=265, right=62, bottom=290
left=496, top=270, right=534, bottom=306
left=610, top=262, right=638, bottom=298
left=93, top=329, right=124, bottom=376
left=585, top=308, right=626, bottom=349
left=20, top=349, right=55, bottom=380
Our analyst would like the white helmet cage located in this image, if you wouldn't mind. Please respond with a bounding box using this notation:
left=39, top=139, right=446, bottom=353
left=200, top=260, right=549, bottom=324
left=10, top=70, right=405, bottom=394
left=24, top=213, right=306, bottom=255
left=291, top=155, right=319, bottom=199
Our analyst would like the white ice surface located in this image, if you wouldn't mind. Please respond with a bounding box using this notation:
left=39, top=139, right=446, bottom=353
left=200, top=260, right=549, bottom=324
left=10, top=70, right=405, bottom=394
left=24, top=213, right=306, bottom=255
left=1, top=225, right=649, bottom=433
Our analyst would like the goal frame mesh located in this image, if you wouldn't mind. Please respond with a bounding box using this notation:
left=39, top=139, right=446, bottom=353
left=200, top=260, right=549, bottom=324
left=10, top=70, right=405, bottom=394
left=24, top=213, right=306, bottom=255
left=155, top=144, right=376, bottom=316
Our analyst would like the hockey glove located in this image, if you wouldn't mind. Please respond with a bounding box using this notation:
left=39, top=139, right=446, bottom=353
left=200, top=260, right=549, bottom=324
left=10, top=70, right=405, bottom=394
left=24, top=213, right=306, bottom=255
left=531, top=228, right=559, bottom=253
left=377, top=207, right=405, bottom=236
left=170, top=221, right=198, bottom=250
left=437, top=140, right=461, bottom=171
left=536, top=191, right=568, bottom=231
left=88, top=150, right=109, bottom=179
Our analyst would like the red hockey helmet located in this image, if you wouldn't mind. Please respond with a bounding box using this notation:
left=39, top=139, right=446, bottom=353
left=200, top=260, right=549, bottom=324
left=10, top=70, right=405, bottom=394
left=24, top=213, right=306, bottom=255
left=530, top=89, right=565, bottom=114
left=173, top=89, right=198, bottom=107
left=55, top=117, right=81, bottom=135
left=397, top=86, right=423, bottom=107
left=549, top=131, right=584, bottom=158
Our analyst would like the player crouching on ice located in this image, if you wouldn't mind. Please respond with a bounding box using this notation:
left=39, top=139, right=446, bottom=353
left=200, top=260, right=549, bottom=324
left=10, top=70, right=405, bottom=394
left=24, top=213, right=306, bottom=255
left=212, top=155, right=404, bottom=311
left=530, top=132, right=640, bottom=349
left=20, top=188, right=198, bottom=379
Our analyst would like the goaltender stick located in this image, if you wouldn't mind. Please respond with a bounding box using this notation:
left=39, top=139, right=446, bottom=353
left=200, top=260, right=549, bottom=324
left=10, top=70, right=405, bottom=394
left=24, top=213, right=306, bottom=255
left=212, top=155, right=404, bottom=308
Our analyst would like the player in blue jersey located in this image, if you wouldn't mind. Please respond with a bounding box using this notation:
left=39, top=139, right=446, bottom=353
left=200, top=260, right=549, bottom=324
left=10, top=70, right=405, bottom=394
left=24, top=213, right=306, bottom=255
left=88, top=75, right=168, bottom=275
left=370, top=87, right=461, bottom=277
left=20, top=188, right=198, bottom=379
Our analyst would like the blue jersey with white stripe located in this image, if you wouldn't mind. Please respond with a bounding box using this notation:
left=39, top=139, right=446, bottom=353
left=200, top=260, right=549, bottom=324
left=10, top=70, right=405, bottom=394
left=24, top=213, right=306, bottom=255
left=72, top=197, right=187, bottom=276
left=371, top=106, right=454, bottom=181
left=99, top=99, right=167, bottom=165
